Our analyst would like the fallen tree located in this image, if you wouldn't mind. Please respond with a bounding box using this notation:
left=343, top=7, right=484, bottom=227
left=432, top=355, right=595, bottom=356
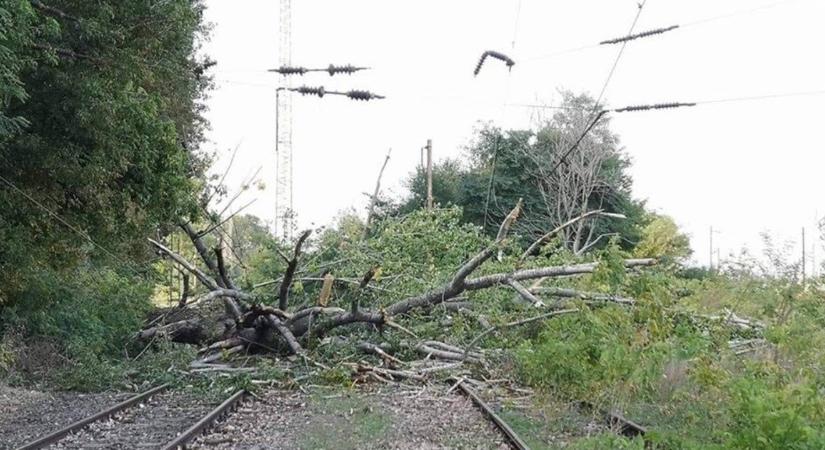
left=140, top=204, right=656, bottom=363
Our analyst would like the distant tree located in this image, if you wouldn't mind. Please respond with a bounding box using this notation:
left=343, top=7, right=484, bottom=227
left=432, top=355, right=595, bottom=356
left=401, top=92, right=645, bottom=253
left=633, top=213, right=692, bottom=262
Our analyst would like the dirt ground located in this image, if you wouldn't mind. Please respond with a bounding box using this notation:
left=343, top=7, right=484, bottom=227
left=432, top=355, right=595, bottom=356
left=192, top=383, right=512, bottom=450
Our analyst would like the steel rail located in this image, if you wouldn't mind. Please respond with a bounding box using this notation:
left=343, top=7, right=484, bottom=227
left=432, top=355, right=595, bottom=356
left=15, top=384, right=169, bottom=450
left=159, top=389, right=247, bottom=450
left=451, top=380, right=531, bottom=450
left=579, top=400, right=648, bottom=438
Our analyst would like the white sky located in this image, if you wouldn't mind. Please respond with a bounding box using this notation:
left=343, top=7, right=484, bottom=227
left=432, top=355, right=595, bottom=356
left=202, top=0, right=825, bottom=269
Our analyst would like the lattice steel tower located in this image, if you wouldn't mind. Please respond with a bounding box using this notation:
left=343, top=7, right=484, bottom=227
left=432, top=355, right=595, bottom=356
left=275, top=0, right=294, bottom=239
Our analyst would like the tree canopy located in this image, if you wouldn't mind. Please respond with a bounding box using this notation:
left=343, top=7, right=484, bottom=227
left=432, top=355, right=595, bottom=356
left=0, top=0, right=212, bottom=303
left=401, top=92, right=647, bottom=253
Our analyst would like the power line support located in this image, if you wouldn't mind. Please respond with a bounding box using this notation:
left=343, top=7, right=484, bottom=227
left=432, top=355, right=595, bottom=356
left=275, top=0, right=294, bottom=240
left=802, top=227, right=806, bottom=283
left=426, top=139, right=433, bottom=210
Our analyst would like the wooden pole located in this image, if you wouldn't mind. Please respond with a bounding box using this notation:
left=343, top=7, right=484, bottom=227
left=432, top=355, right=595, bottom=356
left=802, top=227, right=806, bottom=283
left=426, top=139, right=433, bottom=210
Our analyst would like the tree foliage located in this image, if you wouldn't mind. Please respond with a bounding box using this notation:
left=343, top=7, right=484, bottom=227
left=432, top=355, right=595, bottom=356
left=401, top=92, right=646, bottom=252
left=0, top=0, right=211, bottom=305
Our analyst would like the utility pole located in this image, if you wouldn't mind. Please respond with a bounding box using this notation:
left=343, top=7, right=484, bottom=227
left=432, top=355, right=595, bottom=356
left=709, top=225, right=714, bottom=270
left=802, top=227, right=806, bottom=283
left=425, top=139, right=433, bottom=210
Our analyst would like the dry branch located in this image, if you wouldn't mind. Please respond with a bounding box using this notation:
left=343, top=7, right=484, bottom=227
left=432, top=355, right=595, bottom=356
left=531, top=286, right=636, bottom=306
left=278, top=230, right=312, bottom=311
left=465, top=308, right=580, bottom=359
left=357, top=342, right=403, bottom=367
left=363, top=149, right=392, bottom=240
left=149, top=238, right=217, bottom=290
left=180, top=223, right=225, bottom=288
left=507, top=278, right=545, bottom=306
left=266, top=315, right=303, bottom=354
left=520, top=210, right=625, bottom=261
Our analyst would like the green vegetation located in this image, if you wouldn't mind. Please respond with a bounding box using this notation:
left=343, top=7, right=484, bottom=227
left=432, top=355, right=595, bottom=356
left=0, top=0, right=211, bottom=386
left=1, top=3, right=823, bottom=448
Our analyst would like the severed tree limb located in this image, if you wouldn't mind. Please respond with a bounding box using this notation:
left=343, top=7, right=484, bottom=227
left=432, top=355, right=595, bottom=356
left=278, top=230, right=312, bottom=311
left=198, top=337, right=243, bottom=354
left=149, top=238, right=218, bottom=290
left=180, top=222, right=225, bottom=288
left=575, top=232, right=619, bottom=256
left=413, top=343, right=477, bottom=362
left=196, top=345, right=244, bottom=364
left=464, top=259, right=656, bottom=291
left=214, top=242, right=237, bottom=290
left=266, top=315, right=303, bottom=354
left=496, top=198, right=523, bottom=261
left=348, top=363, right=426, bottom=382
left=531, top=287, right=636, bottom=306
left=464, top=308, right=580, bottom=359
left=357, top=342, right=403, bottom=367
left=318, top=273, right=334, bottom=306
left=310, top=258, right=654, bottom=337
left=520, top=210, right=625, bottom=261
left=507, top=278, right=545, bottom=306
left=363, top=149, right=392, bottom=240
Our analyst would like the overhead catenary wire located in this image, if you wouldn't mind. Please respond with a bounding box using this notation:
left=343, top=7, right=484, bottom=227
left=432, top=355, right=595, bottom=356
left=480, top=0, right=524, bottom=228
left=0, top=173, right=148, bottom=277
left=519, top=0, right=808, bottom=63
left=550, top=0, right=649, bottom=172
left=507, top=88, right=825, bottom=110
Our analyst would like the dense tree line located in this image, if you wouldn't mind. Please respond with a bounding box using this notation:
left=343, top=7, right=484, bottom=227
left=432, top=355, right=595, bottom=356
left=400, top=92, right=647, bottom=253
left=0, top=0, right=211, bottom=305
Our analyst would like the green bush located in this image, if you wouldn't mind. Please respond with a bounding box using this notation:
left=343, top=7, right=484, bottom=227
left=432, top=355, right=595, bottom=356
left=1, top=266, right=152, bottom=362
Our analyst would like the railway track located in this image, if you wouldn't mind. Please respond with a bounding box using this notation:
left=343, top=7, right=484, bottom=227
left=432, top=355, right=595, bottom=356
left=14, top=386, right=246, bottom=450
left=453, top=379, right=649, bottom=450
left=13, top=382, right=646, bottom=449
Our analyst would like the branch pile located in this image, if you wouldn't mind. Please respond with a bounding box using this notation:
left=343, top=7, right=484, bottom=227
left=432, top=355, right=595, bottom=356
left=139, top=204, right=656, bottom=368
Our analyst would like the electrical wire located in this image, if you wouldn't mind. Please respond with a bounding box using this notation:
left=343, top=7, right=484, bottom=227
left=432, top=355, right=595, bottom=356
left=507, top=88, right=825, bottom=110
left=519, top=0, right=808, bottom=64
left=0, top=173, right=147, bottom=277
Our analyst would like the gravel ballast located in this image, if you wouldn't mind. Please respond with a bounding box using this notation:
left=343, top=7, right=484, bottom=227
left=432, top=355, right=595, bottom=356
left=192, top=384, right=511, bottom=449
left=0, top=384, right=129, bottom=450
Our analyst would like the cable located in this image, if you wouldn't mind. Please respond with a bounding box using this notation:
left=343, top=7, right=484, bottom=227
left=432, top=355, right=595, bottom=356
left=681, top=0, right=804, bottom=28
left=548, top=1, right=649, bottom=172
left=0, top=173, right=146, bottom=277
left=696, top=89, right=825, bottom=105
left=507, top=88, right=825, bottom=110
left=520, top=0, right=808, bottom=64
left=592, top=0, right=648, bottom=111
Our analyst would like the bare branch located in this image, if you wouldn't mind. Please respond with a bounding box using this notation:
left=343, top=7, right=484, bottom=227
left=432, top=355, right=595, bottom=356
left=465, top=308, right=580, bottom=359
left=149, top=238, right=217, bottom=290
left=506, top=278, right=545, bottom=306
left=465, top=258, right=656, bottom=291
left=531, top=286, right=636, bottom=306
left=363, top=149, right=391, bottom=240
left=179, top=222, right=224, bottom=288
left=266, top=315, right=303, bottom=354
left=214, top=242, right=236, bottom=290
left=278, top=230, right=312, bottom=311
left=520, top=209, right=625, bottom=261
left=30, top=1, right=80, bottom=22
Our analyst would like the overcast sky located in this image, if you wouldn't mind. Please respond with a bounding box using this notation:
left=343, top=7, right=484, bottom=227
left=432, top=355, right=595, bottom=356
left=201, top=0, right=825, bottom=270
